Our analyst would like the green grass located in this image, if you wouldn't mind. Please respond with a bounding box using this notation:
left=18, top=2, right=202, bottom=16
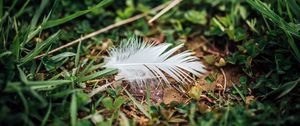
left=1, top=0, right=300, bottom=125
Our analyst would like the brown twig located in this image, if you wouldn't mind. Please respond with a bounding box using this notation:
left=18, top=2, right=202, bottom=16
left=34, top=2, right=169, bottom=59
left=148, top=0, right=182, bottom=23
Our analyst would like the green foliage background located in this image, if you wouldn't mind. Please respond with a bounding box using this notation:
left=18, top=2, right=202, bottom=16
left=0, top=0, right=300, bottom=125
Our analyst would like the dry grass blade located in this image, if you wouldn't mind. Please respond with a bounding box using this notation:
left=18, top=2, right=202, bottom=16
left=34, top=2, right=169, bottom=59
left=148, top=0, right=182, bottom=23
left=220, top=68, right=227, bottom=95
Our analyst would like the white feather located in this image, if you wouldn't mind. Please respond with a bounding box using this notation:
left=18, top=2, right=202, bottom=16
left=103, top=37, right=206, bottom=86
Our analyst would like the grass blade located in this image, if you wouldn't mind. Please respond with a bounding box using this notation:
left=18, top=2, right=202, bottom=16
left=41, top=0, right=112, bottom=29
left=13, top=86, right=29, bottom=114
left=276, top=79, right=300, bottom=99
left=80, top=62, right=104, bottom=76
left=26, top=80, right=72, bottom=86
left=75, top=41, right=81, bottom=68
left=30, top=0, right=49, bottom=30
left=246, top=0, right=300, bottom=38
left=124, top=89, right=151, bottom=119
left=247, top=0, right=300, bottom=62
left=18, top=67, right=72, bottom=89
left=0, top=51, right=12, bottom=58
left=11, top=34, right=21, bottom=60
left=265, top=78, right=300, bottom=99
left=78, top=68, right=117, bottom=82
left=70, top=93, right=77, bottom=126
left=119, top=111, right=130, bottom=126
left=232, top=84, right=246, bottom=103
left=20, top=31, right=61, bottom=65
left=30, top=89, right=47, bottom=107
left=286, top=0, right=300, bottom=20
left=14, top=0, right=30, bottom=18
left=41, top=103, right=52, bottom=126
left=285, top=32, right=300, bottom=63
left=50, top=89, right=82, bottom=98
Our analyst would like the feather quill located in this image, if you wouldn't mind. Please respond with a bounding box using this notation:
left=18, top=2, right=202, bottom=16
left=103, top=37, right=206, bottom=86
